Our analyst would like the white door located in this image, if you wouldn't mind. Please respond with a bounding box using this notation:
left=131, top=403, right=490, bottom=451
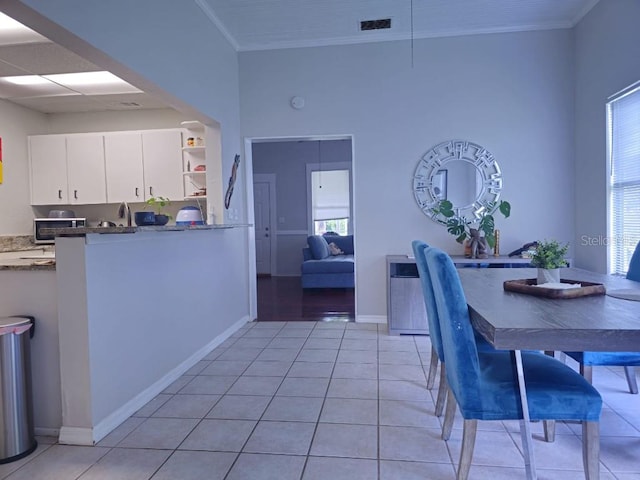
left=254, top=181, right=272, bottom=275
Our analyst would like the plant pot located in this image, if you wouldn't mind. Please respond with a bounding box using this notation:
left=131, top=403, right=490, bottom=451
left=537, top=268, right=560, bottom=285
left=154, top=214, right=169, bottom=226
left=134, top=211, right=155, bottom=226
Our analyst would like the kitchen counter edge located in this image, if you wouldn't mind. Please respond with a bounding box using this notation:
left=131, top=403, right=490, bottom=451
left=42, top=224, right=252, bottom=236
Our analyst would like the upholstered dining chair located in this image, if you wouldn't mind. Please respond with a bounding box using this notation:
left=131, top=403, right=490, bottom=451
left=412, top=240, right=448, bottom=416
left=564, top=240, right=640, bottom=394
left=425, top=247, right=602, bottom=480
left=412, top=240, right=502, bottom=420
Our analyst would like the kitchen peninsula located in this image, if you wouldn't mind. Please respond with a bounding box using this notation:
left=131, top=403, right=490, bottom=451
left=52, top=225, right=250, bottom=445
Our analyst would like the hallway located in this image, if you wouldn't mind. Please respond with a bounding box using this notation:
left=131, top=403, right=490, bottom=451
left=257, top=276, right=355, bottom=322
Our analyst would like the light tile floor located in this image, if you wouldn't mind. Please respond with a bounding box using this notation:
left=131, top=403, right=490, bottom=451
left=3, top=321, right=639, bottom=479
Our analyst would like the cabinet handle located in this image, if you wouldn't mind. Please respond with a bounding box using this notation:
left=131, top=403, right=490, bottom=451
left=149, top=187, right=153, bottom=196
left=58, top=189, right=62, bottom=199
left=135, top=187, right=139, bottom=197
left=74, top=190, right=78, bottom=199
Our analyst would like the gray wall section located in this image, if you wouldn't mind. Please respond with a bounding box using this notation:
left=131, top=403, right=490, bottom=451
left=253, top=139, right=352, bottom=275
left=241, top=29, right=575, bottom=318
left=574, top=0, right=640, bottom=273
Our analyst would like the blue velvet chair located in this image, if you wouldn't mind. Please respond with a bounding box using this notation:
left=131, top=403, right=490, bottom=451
left=412, top=240, right=502, bottom=419
left=412, top=240, right=448, bottom=416
left=564, top=240, right=640, bottom=394
left=424, top=247, right=602, bottom=480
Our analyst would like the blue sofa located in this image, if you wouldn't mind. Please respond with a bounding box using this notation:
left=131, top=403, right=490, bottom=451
left=301, top=234, right=354, bottom=289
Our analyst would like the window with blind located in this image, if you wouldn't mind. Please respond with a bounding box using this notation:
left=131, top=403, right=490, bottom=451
left=311, top=169, right=350, bottom=235
left=608, top=83, right=640, bottom=275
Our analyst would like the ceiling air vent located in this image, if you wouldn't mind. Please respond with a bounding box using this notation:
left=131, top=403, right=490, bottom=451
left=360, top=18, right=391, bottom=31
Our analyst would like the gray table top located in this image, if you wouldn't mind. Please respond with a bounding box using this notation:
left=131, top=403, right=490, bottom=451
left=457, top=267, right=640, bottom=352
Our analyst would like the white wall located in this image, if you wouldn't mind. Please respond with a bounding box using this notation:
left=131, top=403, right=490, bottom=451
left=574, top=1, right=640, bottom=273
left=0, top=269, right=61, bottom=435
left=56, top=229, right=249, bottom=443
left=240, top=30, right=575, bottom=320
left=0, top=98, right=49, bottom=235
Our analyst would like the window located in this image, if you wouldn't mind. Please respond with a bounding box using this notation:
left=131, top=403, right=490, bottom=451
left=310, top=169, right=350, bottom=235
left=608, top=83, right=640, bottom=275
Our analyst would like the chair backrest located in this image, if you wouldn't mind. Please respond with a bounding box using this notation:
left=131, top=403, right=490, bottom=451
left=627, top=241, right=640, bottom=282
left=411, top=240, right=444, bottom=362
left=425, top=247, right=483, bottom=414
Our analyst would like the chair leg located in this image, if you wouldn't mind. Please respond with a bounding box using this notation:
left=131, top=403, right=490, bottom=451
left=457, top=419, right=478, bottom=480
left=624, top=366, right=638, bottom=394
left=435, top=364, right=447, bottom=416
left=582, top=421, right=600, bottom=480
left=426, top=347, right=439, bottom=389
left=581, top=364, right=593, bottom=384
left=543, top=420, right=556, bottom=442
left=442, top=386, right=457, bottom=440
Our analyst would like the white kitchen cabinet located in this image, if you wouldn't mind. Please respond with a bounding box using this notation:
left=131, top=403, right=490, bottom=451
left=29, top=135, right=69, bottom=205
left=141, top=130, right=183, bottom=200
left=66, top=134, right=107, bottom=204
left=30, top=129, right=184, bottom=206
left=104, top=132, right=145, bottom=203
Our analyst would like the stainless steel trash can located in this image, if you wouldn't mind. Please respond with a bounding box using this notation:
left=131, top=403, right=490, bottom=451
left=0, top=316, right=36, bottom=464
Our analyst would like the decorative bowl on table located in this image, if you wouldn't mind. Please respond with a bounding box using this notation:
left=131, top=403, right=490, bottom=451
left=134, top=211, right=156, bottom=226
left=154, top=214, right=169, bottom=226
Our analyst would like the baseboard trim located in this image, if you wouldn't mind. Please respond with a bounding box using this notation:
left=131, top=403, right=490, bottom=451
left=356, top=314, right=386, bottom=324
left=62, top=316, right=251, bottom=445
left=35, top=427, right=60, bottom=438
left=59, top=427, right=93, bottom=446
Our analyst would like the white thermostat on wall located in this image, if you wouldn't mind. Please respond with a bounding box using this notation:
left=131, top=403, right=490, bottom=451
left=290, top=96, right=305, bottom=109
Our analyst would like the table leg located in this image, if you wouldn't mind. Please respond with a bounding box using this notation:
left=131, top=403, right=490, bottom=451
left=512, top=349, right=537, bottom=480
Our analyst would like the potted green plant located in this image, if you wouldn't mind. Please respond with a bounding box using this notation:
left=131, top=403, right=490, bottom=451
left=140, top=196, right=172, bottom=226
left=530, top=239, right=569, bottom=284
left=432, top=199, right=511, bottom=258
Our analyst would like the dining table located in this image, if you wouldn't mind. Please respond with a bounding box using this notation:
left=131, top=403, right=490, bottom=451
left=457, top=267, right=640, bottom=480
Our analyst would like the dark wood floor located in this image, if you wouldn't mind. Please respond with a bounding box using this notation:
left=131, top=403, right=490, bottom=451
left=257, top=276, right=355, bottom=322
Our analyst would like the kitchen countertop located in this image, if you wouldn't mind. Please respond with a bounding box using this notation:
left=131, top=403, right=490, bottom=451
left=0, top=250, right=56, bottom=271
left=42, top=223, right=248, bottom=237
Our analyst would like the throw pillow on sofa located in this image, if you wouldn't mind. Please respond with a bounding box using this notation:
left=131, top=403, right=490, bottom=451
left=328, top=242, right=344, bottom=255
left=307, top=235, right=331, bottom=259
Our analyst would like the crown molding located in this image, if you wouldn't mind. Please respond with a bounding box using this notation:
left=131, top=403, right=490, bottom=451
left=194, top=0, right=240, bottom=51
left=237, top=22, right=573, bottom=52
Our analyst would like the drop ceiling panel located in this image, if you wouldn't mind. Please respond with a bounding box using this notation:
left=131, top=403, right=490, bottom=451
left=0, top=58, right=32, bottom=76
left=10, top=92, right=171, bottom=114
left=0, top=43, right=101, bottom=75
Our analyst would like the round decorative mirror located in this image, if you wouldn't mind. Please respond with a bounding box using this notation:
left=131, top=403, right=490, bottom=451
left=413, top=140, right=502, bottom=224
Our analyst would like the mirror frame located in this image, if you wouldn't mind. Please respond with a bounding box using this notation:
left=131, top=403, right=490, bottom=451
left=413, top=140, right=502, bottom=224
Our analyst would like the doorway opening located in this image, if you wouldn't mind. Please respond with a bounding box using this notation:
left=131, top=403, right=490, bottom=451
left=246, top=136, right=356, bottom=322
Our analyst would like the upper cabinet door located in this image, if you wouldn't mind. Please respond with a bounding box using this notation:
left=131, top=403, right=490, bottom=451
left=104, top=132, right=144, bottom=203
left=29, top=135, right=69, bottom=205
left=142, top=130, right=183, bottom=200
left=66, top=135, right=107, bottom=204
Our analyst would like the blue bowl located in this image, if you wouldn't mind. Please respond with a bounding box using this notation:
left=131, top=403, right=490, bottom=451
left=134, top=211, right=155, bottom=226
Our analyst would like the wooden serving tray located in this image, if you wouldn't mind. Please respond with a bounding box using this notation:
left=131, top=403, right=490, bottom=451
left=503, top=279, right=606, bottom=299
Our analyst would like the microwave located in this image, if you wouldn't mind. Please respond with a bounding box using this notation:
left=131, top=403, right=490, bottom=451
left=34, top=218, right=86, bottom=244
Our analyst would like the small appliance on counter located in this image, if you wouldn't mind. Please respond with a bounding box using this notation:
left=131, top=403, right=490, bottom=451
left=175, top=206, right=204, bottom=226
left=48, top=209, right=76, bottom=218
left=34, top=217, right=86, bottom=244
